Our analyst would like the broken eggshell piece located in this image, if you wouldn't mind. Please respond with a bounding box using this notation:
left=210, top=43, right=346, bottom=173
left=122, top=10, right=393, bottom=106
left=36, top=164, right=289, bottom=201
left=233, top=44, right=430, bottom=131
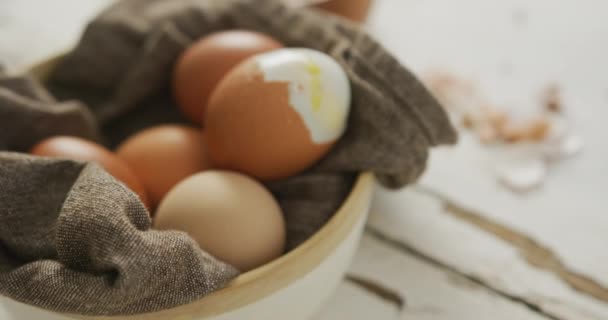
left=489, top=143, right=548, bottom=193
left=205, top=48, right=351, bottom=181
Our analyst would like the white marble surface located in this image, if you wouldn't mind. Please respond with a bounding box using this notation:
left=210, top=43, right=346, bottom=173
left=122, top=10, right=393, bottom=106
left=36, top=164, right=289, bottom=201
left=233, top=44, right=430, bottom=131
left=2, top=0, right=607, bottom=319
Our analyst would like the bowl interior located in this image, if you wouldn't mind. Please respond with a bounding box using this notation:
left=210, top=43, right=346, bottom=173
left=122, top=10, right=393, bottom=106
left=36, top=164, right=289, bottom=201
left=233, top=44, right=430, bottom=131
left=29, top=56, right=374, bottom=320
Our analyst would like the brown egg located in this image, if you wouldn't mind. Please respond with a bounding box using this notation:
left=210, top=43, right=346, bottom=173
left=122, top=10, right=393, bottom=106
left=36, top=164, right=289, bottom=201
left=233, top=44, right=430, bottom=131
left=314, top=0, right=373, bottom=23
left=205, top=48, right=351, bottom=181
left=155, top=170, right=286, bottom=272
left=173, top=30, right=284, bottom=125
left=30, top=136, right=149, bottom=208
left=116, top=125, right=212, bottom=209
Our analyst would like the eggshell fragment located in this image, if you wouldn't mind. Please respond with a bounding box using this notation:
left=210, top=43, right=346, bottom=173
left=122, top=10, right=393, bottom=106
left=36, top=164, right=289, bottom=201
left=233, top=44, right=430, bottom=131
left=489, top=143, right=547, bottom=193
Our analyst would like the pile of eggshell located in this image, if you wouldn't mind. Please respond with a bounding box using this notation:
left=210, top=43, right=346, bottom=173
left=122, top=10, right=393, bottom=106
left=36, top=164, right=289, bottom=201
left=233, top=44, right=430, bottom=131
left=29, top=30, right=352, bottom=272
left=425, top=72, right=584, bottom=193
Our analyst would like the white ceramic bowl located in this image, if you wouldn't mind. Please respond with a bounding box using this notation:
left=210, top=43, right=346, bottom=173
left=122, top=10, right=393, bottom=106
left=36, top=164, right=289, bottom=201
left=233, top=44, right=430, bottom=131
left=0, top=58, right=375, bottom=320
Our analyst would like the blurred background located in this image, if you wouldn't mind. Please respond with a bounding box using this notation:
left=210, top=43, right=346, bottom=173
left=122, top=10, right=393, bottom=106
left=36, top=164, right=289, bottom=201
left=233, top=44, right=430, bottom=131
left=1, top=0, right=607, bottom=319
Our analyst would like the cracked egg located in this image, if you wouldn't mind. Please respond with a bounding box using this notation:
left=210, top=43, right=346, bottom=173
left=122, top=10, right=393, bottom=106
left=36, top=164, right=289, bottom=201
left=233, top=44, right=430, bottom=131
left=205, top=48, right=351, bottom=181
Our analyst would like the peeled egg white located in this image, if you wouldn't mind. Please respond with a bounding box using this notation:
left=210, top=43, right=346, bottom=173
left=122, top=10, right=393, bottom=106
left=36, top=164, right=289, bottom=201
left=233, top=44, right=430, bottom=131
left=205, top=48, right=351, bottom=181
left=255, top=48, right=351, bottom=144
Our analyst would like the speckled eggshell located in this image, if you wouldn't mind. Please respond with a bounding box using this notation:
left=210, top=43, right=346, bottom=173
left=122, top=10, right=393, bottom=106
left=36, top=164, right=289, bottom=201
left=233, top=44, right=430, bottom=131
left=205, top=48, right=351, bottom=181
